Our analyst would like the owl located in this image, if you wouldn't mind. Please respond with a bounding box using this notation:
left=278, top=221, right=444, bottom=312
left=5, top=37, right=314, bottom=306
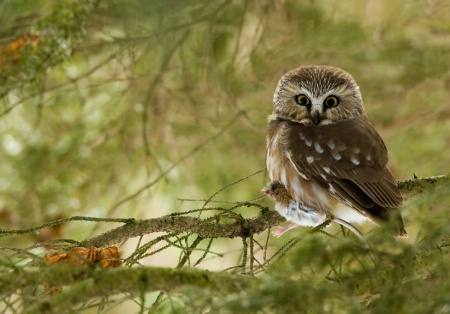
left=266, top=65, right=406, bottom=237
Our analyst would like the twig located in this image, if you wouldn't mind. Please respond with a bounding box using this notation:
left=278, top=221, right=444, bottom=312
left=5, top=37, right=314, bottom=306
left=107, top=111, right=243, bottom=214
left=398, top=174, right=449, bottom=196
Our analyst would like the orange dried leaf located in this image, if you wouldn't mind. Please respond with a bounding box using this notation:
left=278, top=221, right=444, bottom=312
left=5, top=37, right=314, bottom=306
left=44, top=246, right=122, bottom=267
left=43, top=246, right=122, bottom=294
left=0, top=32, right=41, bottom=69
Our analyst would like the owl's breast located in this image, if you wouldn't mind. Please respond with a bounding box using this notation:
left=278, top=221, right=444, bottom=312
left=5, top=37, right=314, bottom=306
left=266, top=120, right=332, bottom=211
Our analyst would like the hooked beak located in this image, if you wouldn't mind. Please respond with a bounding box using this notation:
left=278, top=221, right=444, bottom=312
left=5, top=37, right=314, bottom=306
left=312, top=111, right=321, bottom=125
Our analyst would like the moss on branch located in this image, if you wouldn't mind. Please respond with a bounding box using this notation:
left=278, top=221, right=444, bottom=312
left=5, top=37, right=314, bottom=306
left=80, top=175, right=449, bottom=247
left=82, top=208, right=285, bottom=247
left=0, top=264, right=254, bottom=313
left=397, top=174, right=450, bottom=196
left=0, top=175, right=447, bottom=248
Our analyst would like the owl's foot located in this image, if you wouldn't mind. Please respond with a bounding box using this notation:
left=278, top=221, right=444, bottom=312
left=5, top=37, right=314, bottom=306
left=272, top=223, right=299, bottom=237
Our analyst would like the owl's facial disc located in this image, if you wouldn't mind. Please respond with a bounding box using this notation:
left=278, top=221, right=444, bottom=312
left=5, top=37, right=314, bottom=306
left=295, top=87, right=340, bottom=125
left=272, top=65, right=366, bottom=125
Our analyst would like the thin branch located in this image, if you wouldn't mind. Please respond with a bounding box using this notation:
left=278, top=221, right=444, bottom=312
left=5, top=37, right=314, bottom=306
left=201, top=168, right=266, bottom=209
left=140, top=31, right=189, bottom=177
left=0, top=216, right=134, bottom=237
left=107, top=111, right=244, bottom=213
left=398, top=174, right=450, bottom=196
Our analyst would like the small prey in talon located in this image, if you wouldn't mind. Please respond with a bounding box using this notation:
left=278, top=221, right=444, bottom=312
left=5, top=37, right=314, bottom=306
left=263, top=181, right=363, bottom=239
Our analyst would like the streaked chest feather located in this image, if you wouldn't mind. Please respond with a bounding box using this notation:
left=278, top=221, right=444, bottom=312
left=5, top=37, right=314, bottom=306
left=267, top=129, right=329, bottom=209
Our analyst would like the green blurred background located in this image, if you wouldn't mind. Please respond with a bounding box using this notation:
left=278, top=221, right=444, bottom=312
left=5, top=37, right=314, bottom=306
left=1, top=0, right=450, bottom=313
left=0, top=0, right=449, bottom=248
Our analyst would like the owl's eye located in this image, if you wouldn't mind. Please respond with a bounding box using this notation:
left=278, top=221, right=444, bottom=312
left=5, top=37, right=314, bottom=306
left=324, top=96, right=339, bottom=108
left=296, top=94, right=310, bottom=106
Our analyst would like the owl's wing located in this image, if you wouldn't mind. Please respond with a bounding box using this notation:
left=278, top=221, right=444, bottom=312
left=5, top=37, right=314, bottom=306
left=281, top=116, right=403, bottom=220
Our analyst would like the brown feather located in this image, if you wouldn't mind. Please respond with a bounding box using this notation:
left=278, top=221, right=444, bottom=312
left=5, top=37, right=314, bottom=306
left=267, top=65, right=406, bottom=236
left=280, top=116, right=403, bottom=220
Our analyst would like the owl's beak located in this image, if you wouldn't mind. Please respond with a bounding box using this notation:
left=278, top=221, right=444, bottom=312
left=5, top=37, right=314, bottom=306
left=312, top=111, right=321, bottom=125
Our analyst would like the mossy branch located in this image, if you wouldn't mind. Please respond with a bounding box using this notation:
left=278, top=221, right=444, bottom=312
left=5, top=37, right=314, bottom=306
left=397, top=174, right=449, bottom=196
left=82, top=174, right=449, bottom=247
left=82, top=208, right=284, bottom=247
left=0, top=264, right=254, bottom=313
left=0, top=175, right=447, bottom=312
left=0, top=175, right=448, bottom=249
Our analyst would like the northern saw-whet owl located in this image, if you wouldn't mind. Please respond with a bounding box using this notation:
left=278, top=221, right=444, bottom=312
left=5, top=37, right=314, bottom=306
left=265, top=65, right=406, bottom=237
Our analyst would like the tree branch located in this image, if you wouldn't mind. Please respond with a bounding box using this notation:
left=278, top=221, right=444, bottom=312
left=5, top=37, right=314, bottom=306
left=1, top=175, right=448, bottom=249
left=397, top=174, right=449, bottom=196
left=81, top=174, right=450, bottom=247
left=0, top=264, right=254, bottom=313
left=82, top=207, right=284, bottom=247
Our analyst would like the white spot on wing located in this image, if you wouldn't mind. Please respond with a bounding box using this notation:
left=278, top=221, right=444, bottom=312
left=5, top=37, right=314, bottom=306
left=351, top=155, right=360, bottom=165
left=314, top=142, right=324, bottom=154
left=305, top=138, right=312, bottom=147
left=352, top=147, right=361, bottom=154
left=299, top=171, right=308, bottom=180
left=366, top=154, right=371, bottom=161
left=306, top=156, right=314, bottom=164
left=331, top=151, right=341, bottom=160
left=323, top=166, right=331, bottom=174
left=299, top=132, right=305, bottom=140
left=327, top=139, right=335, bottom=149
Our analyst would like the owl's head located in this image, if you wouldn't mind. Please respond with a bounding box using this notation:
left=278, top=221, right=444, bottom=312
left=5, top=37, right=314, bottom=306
left=272, top=65, right=365, bottom=125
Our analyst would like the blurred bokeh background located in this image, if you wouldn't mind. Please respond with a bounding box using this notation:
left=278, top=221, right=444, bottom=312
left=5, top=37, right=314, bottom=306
left=0, top=0, right=449, bottom=311
left=1, top=0, right=450, bottom=249
left=1, top=0, right=449, bottom=242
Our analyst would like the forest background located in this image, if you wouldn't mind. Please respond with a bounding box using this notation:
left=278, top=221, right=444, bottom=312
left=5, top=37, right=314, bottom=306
left=0, top=0, right=449, bottom=313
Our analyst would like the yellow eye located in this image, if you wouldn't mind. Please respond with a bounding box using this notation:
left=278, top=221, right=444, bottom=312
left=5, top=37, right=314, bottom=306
left=296, top=94, right=310, bottom=106
left=324, top=96, right=339, bottom=108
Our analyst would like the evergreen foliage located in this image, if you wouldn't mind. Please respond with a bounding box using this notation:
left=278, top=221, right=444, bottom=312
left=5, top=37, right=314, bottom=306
left=0, top=1, right=449, bottom=312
